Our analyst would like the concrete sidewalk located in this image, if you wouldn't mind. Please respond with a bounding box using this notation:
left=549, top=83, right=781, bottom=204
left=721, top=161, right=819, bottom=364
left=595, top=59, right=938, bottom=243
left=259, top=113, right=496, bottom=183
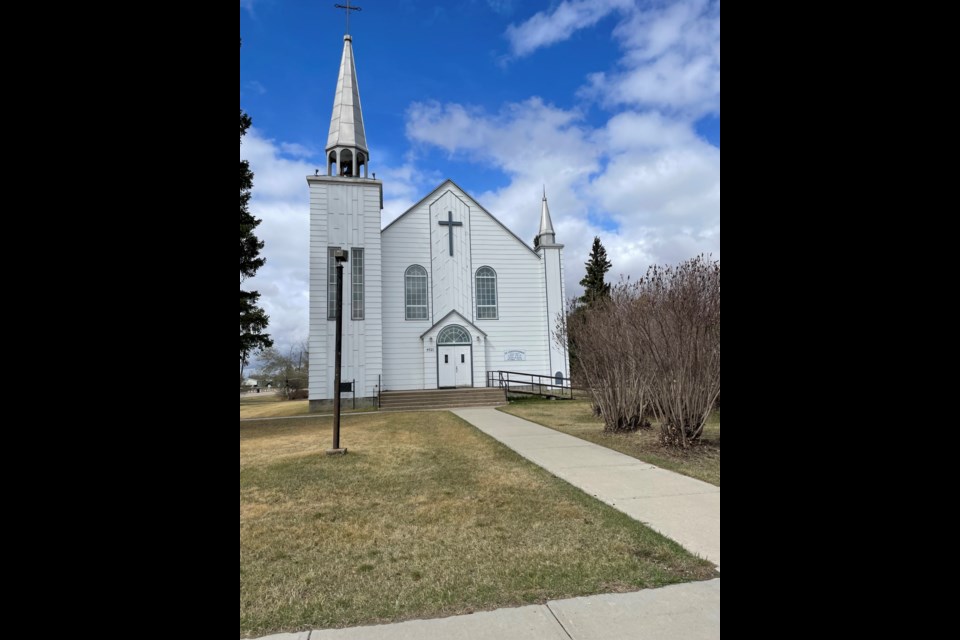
left=256, top=579, right=720, bottom=640
left=452, top=407, right=720, bottom=568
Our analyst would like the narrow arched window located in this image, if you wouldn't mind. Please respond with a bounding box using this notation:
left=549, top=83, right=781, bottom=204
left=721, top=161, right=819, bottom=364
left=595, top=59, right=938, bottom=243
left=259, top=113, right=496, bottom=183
left=476, top=266, right=498, bottom=319
left=405, top=265, right=428, bottom=320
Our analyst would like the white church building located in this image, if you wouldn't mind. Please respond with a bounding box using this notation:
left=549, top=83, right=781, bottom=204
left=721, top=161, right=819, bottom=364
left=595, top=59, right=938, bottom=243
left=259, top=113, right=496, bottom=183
left=308, top=34, right=569, bottom=408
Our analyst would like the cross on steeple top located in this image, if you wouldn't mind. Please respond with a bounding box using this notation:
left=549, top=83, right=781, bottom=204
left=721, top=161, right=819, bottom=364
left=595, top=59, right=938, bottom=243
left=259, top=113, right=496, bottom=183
left=334, top=2, right=362, bottom=34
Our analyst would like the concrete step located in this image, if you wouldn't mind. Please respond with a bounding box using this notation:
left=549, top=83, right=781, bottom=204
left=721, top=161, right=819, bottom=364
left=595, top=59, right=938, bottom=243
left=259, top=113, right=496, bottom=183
left=382, top=390, right=504, bottom=395
left=381, top=402, right=507, bottom=411
left=380, top=400, right=507, bottom=409
left=379, top=388, right=506, bottom=411
left=380, top=400, right=504, bottom=407
left=381, top=391, right=504, bottom=400
left=382, top=389, right=504, bottom=396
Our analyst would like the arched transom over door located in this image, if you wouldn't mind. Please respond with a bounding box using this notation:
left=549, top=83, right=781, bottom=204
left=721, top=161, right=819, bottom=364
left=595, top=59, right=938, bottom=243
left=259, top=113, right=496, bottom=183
left=437, top=325, right=472, bottom=388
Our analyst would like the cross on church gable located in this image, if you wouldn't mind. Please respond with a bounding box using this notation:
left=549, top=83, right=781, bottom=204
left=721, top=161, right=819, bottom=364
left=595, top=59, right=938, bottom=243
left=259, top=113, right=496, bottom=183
left=438, top=210, right=463, bottom=256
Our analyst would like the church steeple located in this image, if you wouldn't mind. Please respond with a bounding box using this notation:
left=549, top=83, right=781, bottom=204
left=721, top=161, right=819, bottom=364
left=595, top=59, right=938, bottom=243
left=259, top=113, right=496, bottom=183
left=326, top=34, right=369, bottom=178
left=536, top=187, right=556, bottom=246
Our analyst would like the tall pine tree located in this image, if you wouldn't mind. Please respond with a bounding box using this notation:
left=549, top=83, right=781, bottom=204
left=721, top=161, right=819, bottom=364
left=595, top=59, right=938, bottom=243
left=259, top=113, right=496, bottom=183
left=240, top=95, right=272, bottom=362
left=579, top=236, right=612, bottom=306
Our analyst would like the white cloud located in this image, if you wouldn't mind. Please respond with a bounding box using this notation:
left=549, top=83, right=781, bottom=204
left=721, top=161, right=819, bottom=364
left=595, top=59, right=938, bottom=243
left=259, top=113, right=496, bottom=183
left=279, top=142, right=312, bottom=157
left=241, top=129, right=312, bottom=351
left=505, top=0, right=633, bottom=58
left=241, top=129, right=431, bottom=351
left=242, top=131, right=315, bottom=200
left=582, top=0, right=720, bottom=116
left=406, top=98, right=600, bottom=250
left=404, top=48, right=719, bottom=300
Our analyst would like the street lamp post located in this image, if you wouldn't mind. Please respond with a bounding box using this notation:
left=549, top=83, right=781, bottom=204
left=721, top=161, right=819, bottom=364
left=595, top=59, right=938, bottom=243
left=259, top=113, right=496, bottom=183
left=328, top=248, right=349, bottom=455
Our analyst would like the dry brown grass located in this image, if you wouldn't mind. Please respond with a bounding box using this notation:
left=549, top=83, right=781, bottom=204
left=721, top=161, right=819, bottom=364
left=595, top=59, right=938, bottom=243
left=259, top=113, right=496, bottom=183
left=240, top=412, right=716, bottom=637
left=499, top=400, right=720, bottom=486
left=240, top=393, right=311, bottom=419
left=239, top=394, right=377, bottom=420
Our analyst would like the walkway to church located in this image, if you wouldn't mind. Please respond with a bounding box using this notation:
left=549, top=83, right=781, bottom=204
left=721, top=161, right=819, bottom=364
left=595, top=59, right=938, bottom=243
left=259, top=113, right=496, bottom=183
left=452, top=407, right=720, bottom=568
left=250, top=407, right=720, bottom=640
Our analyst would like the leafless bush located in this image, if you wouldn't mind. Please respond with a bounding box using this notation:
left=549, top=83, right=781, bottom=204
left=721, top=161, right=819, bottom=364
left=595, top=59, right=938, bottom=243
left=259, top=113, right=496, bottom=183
left=558, top=255, right=720, bottom=446
left=634, top=256, right=720, bottom=447
left=559, top=296, right=651, bottom=433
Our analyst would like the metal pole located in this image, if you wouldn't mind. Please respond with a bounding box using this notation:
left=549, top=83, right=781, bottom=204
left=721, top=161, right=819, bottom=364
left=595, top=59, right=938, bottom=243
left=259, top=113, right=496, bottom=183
left=332, top=260, right=344, bottom=451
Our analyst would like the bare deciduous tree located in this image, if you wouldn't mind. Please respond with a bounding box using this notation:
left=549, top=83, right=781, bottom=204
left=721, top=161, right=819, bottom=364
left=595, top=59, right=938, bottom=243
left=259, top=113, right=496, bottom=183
left=254, top=341, right=309, bottom=399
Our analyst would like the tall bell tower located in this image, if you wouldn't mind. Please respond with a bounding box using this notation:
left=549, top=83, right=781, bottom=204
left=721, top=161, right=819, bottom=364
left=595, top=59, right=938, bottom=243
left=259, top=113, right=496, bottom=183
left=307, top=30, right=383, bottom=409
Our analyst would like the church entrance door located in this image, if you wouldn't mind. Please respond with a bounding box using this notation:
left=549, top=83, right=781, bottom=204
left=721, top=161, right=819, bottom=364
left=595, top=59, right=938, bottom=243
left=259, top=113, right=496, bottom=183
left=438, top=345, right=472, bottom=388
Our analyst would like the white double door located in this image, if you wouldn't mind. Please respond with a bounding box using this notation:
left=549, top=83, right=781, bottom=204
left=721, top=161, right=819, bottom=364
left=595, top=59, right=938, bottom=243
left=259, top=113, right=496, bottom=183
left=438, top=346, right=472, bottom=388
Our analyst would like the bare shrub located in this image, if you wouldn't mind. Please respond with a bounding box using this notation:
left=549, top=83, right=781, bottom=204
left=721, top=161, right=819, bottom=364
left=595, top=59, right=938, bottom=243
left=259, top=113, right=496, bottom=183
left=633, top=256, right=720, bottom=447
left=560, top=296, right=651, bottom=433
left=558, top=255, right=719, bottom=446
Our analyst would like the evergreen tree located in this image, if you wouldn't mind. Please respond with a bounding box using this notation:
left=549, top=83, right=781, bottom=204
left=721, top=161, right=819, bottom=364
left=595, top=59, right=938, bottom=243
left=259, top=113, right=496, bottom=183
left=579, top=236, right=612, bottom=306
left=240, top=91, right=272, bottom=360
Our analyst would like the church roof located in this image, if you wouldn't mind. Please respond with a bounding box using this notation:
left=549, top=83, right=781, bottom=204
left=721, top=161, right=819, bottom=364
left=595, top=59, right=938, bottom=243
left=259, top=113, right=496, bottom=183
left=326, top=35, right=368, bottom=154
left=383, top=179, right=541, bottom=258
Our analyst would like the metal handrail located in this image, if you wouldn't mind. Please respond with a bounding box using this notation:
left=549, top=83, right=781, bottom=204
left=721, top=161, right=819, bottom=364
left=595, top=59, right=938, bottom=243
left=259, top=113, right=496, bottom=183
left=486, top=370, right=576, bottom=399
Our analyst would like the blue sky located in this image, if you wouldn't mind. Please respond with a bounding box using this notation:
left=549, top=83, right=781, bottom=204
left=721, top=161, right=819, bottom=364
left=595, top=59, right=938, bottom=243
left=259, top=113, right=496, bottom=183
left=241, top=0, right=720, bottom=350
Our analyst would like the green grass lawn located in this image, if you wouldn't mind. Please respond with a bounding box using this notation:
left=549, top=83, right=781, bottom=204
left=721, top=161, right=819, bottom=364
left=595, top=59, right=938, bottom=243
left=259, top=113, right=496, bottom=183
left=499, top=399, right=720, bottom=486
left=240, top=412, right=716, bottom=637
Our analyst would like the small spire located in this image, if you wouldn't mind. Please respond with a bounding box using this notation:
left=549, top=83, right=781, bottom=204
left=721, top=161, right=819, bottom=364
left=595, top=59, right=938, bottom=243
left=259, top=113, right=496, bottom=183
left=538, top=188, right=556, bottom=245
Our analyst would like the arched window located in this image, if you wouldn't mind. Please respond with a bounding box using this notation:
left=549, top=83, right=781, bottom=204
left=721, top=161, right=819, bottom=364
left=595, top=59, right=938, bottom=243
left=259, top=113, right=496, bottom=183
left=438, top=325, right=471, bottom=344
left=476, top=266, right=498, bottom=319
left=405, top=265, right=428, bottom=320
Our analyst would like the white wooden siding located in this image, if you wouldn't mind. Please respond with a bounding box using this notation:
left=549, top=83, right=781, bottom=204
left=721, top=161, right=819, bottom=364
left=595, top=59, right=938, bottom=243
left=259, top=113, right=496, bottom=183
left=381, top=195, right=431, bottom=391
left=469, top=191, right=551, bottom=382
left=308, top=177, right=383, bottom=400
left=382, top=180, right=561, bottom=389
left=429, top=191, right=473, bottom=321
